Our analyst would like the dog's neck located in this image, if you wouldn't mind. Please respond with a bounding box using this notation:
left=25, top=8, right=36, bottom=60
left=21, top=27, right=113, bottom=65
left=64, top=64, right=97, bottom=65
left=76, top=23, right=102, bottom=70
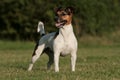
left=59, top=24, right=74, bottom=41
left=61, top=23, right=73, bottom=30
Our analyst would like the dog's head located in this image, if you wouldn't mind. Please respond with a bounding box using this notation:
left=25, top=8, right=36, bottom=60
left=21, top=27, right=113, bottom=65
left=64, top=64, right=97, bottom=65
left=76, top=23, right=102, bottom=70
left=54, top=7, right=73, bottom=28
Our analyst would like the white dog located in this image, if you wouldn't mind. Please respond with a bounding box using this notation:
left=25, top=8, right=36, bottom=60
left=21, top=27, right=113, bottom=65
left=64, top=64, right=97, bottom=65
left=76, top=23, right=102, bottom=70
left=28, top=7, right=78, bottom=72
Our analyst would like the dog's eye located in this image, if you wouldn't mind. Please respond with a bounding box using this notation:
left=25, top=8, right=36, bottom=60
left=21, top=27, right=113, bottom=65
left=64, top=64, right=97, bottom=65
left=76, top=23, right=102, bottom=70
left=61, top=13, right=67, bottom=16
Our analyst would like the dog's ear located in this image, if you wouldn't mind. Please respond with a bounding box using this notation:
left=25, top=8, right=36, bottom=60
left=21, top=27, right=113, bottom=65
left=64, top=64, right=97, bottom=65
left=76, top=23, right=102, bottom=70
left=65, top=7, right=74, bottom=15
left=54, top=7, right=63, bottom=13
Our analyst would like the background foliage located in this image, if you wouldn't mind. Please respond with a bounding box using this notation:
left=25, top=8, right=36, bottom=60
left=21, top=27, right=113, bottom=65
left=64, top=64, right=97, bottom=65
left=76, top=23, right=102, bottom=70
left=0, top=0, right=120, bottom=40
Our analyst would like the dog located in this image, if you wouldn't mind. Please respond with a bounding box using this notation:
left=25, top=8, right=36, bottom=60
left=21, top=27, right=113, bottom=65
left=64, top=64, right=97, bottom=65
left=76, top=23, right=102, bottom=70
left=28, top=7, right=78, bottom=72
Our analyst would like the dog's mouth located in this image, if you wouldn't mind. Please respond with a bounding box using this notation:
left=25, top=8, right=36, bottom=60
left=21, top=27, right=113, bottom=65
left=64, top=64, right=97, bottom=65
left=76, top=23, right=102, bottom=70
left=55, top=20, right=67, bottom=28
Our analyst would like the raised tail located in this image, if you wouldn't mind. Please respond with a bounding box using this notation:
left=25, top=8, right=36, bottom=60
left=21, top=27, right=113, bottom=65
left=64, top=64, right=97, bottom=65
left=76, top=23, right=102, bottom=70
left=37, top=21, right=45, bottom=36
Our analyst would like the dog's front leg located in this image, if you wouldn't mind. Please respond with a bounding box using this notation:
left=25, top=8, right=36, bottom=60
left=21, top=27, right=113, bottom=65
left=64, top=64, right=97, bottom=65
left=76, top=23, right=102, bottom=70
left=54, top=51, right=60, bottom=72
left=71, top=51, right=77, bottom=72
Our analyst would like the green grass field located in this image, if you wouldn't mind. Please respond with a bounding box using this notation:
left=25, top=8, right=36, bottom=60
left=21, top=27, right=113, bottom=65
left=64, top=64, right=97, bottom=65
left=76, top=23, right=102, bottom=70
left=0, top=40, right=120, bottom=80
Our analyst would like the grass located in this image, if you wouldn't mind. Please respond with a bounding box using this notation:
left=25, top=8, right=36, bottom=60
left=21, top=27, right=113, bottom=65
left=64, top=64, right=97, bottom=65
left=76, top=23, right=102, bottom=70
left=0, top=40, right=120, bottom=80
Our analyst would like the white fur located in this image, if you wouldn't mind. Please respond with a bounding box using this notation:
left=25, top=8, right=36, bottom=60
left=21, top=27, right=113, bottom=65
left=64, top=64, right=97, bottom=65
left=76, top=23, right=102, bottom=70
left=37, top=21, right=45, bottom=35
left=28, top=21, right=78, bottom=72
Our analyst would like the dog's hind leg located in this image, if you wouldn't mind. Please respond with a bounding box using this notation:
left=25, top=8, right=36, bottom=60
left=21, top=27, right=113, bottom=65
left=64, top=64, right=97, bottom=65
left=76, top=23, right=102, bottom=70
left=28, top=43, right=45, bottom=71
left=47, top=52, right=54, bottom=70
left=43, top=48, right=54, bottom=70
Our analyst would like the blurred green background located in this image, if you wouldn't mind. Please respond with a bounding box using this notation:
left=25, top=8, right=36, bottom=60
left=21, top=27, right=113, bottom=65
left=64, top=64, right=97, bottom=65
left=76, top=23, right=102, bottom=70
left=0, top=0, right=120, bottom=42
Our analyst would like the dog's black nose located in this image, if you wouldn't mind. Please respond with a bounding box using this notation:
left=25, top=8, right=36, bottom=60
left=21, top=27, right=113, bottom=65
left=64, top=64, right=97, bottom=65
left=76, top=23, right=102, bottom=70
left=54, top=16, right=58, bottom=22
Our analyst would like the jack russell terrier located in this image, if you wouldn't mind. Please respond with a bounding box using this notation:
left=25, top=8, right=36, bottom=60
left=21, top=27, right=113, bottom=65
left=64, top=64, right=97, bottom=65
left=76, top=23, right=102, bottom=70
left=28, top=7, right=78, bottom=72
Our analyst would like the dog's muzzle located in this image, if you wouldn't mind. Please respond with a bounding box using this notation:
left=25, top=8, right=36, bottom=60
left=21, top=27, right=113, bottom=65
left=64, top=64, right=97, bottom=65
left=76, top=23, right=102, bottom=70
left=55, top=20, right=67, bottom=28
left=54, top=17, right=67, bottom=28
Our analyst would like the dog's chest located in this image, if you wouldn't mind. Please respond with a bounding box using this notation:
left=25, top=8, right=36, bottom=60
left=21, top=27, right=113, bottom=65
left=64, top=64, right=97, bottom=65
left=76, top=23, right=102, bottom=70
left=53, top=24, right=77, bottom=56
left=60, top=43, right=73, bottom=56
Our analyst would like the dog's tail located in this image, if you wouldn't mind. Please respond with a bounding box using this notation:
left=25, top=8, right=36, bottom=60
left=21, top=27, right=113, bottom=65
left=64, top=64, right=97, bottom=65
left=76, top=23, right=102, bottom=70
left=37, top=21, right=45, bottom=36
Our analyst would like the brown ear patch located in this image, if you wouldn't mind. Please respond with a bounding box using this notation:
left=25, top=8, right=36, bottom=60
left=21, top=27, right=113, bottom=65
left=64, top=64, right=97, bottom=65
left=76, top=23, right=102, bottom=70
left=65, top=7, right=74, bottom=15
